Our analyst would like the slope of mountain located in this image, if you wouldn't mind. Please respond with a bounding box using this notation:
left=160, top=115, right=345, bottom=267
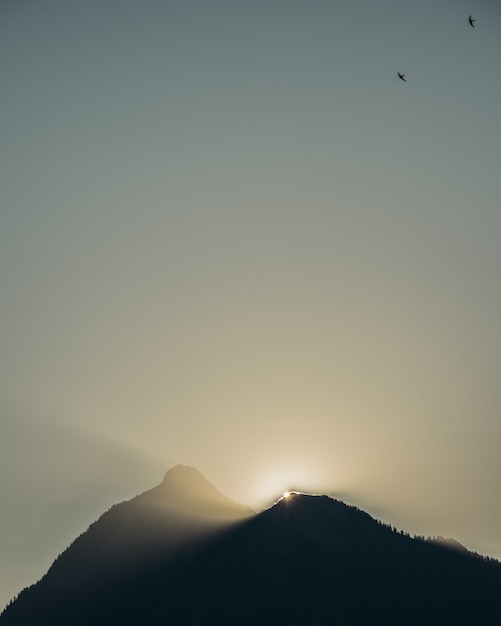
left=2, top=469, right=500, bottom=625
left=0, top=465, right=253, bottom=623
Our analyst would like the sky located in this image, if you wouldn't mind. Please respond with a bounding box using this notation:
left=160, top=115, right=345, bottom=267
left=1, top=0, right=500, bottom=610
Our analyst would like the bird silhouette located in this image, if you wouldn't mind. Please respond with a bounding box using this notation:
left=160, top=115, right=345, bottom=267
left=468, top=15, right=475, bottom=28
left=397, top=72, right=406, bottom=82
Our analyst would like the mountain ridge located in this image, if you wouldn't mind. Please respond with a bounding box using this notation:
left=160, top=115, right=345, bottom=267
left=2, top=466, right=500, bottom=625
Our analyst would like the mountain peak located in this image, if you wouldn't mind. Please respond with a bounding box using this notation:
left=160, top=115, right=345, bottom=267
left=151, top=465, right=254, bottom=521
left=160, top=464, right=212, bottom=490
left=256, top=492, right=383, bottom=554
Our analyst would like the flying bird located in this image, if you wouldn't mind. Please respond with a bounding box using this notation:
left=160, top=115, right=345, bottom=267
left=468, top=15, right=475, bottom=28
left=397, top=72, right=406, bottom=82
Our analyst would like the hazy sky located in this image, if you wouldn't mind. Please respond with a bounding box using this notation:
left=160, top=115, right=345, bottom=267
left=1, top=0, right=500, bottom=610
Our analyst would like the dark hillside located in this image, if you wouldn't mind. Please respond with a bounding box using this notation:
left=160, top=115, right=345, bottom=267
left=2, top=471, right=500, bottom=625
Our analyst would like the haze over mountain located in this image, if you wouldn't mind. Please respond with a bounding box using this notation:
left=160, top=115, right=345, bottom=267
left=2, top=466, right=500, bottom=625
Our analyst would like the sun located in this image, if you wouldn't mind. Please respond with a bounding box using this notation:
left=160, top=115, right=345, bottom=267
left=283, top=491, right=291, bottom=498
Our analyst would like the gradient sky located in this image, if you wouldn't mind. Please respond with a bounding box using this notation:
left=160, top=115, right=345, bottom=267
left=1, top=0, right=500, bottom=610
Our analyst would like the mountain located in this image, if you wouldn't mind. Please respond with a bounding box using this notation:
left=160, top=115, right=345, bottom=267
left=2, top=467, right=500, bottom=625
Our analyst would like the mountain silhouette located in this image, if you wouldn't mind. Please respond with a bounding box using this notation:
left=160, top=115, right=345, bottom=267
left=2, top=467, right=500, bottom=625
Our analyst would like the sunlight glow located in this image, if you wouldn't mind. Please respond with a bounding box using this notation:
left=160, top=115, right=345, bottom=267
left=252, top=463, right=323, bottom=506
